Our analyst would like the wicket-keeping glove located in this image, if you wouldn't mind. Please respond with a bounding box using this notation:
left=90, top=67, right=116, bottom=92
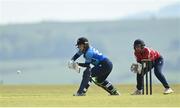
left=68, top=60, right=80, bottom=73
left=130, top=63, right=142, bottom=74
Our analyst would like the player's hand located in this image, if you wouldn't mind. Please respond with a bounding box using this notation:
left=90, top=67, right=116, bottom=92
left=68, top=60, right=78, bottom=69
left=68, top=60, right=80, bottom=73
left=130, top=63, right=142, bottom=74
left=68, top=60, right=75, bottom=69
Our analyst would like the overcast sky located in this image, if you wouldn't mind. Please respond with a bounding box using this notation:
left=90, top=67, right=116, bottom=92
left=0, top=0, right=179, bottom=24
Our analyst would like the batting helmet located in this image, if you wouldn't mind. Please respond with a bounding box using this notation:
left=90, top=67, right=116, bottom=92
left=134, top=39, right=145, bottom=49
left=76, top=37, right=89, bottom=46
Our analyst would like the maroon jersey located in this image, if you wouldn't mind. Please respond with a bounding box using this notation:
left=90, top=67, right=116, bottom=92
left=134, top=47, right=161, bottom=62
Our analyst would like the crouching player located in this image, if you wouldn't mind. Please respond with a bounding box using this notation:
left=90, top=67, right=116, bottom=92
left=68, top=37, right=120, bottom=96
left=131, top=39, right=174, bottom=95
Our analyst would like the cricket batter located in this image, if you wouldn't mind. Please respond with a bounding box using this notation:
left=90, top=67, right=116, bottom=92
left=68, top=37, right=120, bottom=96
left=131, top=39, right=174, bottom=95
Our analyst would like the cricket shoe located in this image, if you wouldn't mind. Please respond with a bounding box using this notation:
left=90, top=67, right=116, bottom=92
left=131, top=89, right=143, bottom=95
left=111, top=90, right=120, bottom=96
left=164, top=88, right=174, bottom=94
left=108, top=90, right=120, bottom=96
left=73, top=92, right=86, bottom=96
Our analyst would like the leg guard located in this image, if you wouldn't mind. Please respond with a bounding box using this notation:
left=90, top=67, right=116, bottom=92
left=91, top=77, right=119, bottom=95
left=77, top=68, right=91, bottom=94
left=82, top=80, right=91, bottom=93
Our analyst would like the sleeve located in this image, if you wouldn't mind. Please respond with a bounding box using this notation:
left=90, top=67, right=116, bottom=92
left=78, top=50, right=93, bottom=67
left=78, top=63, right=90, bottom=67
left=71, top=50, right=83, bottom=61
left=143, top=48, right=156, bottom=61
left=85, top=51, right=93, bottom=64
left=134, top=52, right=141, bottom=63
left=143, top=48, right=150, bottom=59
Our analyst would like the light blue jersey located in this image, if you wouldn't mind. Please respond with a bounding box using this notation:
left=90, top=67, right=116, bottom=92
left=77, top=46, right=106, bottom=66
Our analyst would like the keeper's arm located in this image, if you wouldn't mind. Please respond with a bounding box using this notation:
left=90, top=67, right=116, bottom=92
left=78, top=63, right=90, bottom=68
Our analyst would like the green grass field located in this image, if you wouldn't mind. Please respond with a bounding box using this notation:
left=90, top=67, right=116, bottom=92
left=0, top=84, right=180, bottom=107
